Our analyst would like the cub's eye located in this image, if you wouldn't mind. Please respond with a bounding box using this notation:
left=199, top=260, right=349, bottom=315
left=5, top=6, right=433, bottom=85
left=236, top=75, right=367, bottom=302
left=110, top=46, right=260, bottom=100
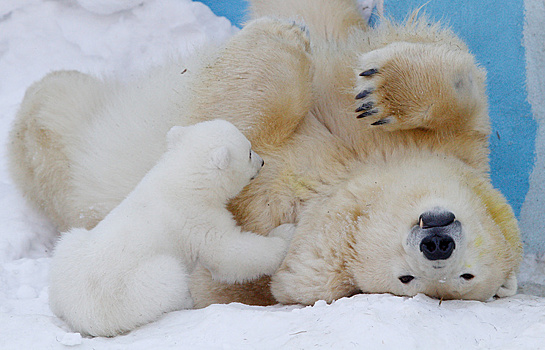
left=399, top=275, right=415, bottom=284
left=460, top=273, right=475, bottom=281
left=249, top=149, right=252, bottom=160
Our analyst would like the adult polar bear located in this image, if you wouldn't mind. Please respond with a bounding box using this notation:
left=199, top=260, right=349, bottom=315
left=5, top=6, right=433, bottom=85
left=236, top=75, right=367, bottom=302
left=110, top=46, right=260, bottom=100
left=9, top=0, right=521, bottom=309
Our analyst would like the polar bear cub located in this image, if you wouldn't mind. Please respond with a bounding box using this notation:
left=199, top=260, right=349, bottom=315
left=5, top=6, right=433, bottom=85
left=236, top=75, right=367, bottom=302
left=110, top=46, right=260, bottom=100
left=48, top=119, right=295, bottom=337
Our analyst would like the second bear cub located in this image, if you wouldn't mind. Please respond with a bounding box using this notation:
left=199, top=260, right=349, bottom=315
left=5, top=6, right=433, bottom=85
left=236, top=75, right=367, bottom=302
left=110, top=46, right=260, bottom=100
left=48, top=119, right=295, bottom=337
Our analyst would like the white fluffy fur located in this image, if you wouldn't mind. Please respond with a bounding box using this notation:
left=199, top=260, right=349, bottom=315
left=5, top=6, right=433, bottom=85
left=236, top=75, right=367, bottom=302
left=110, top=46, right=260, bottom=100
left=48, top=120, right=294, bottom=336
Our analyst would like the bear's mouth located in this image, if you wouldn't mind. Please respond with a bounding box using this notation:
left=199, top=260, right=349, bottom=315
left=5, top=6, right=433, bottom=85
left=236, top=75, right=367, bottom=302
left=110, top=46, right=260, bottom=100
left=432, top=262, right=447, bottom=269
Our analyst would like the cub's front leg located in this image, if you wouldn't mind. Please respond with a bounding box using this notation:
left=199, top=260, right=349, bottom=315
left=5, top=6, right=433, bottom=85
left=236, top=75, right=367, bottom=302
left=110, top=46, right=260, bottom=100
left=189, top=17, right=314, bottom=149
left=353, top=42, right=489, bottom=134
left=199, top=224, right=296, bottom=284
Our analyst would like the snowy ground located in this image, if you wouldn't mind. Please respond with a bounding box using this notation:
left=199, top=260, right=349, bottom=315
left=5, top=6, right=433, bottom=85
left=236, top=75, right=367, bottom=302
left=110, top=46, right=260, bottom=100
left=1, top=1, right=544, bottom=349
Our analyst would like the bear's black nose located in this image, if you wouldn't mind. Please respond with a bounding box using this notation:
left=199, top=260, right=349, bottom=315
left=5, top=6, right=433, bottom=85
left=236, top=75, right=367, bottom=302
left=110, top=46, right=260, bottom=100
left=412, top=210, right=460, bottom=261
left=420, top=234, right=455, bottom=260
left=419, top=210, right=455, bottom=229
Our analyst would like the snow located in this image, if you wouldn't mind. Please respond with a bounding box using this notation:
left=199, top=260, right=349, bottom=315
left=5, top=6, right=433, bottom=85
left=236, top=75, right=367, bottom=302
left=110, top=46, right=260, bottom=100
left=0, top=1, right=544, bottom=349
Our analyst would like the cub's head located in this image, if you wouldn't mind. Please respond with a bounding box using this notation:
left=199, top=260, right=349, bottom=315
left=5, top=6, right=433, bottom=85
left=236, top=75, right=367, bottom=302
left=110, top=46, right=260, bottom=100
left=166, top=120, right=264, bottom=199
left=295, top=151, right=522, bottom=302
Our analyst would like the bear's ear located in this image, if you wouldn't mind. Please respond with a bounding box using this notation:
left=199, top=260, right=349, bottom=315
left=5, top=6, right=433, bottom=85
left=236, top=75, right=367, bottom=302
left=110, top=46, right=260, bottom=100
left=495, top=271, right=518, bottom=298
left=166, top=126, right=187, bottom=148
left=210, top=146, right=231, bottom=170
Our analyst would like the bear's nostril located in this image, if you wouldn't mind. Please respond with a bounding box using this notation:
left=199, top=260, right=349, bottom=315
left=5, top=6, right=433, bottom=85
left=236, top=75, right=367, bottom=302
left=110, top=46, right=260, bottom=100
left=420, top=234, right=455, bottom=260
left=419, top=210, right=455, bottom=228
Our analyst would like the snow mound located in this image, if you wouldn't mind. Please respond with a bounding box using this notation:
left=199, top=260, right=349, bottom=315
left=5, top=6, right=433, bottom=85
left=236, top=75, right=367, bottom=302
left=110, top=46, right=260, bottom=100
left=76, top=0, right=144, bottom=15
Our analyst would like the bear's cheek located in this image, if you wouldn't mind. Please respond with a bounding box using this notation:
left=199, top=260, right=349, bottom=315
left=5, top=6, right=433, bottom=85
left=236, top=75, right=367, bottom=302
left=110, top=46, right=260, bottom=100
left=348, top=241, right=409, bottom=295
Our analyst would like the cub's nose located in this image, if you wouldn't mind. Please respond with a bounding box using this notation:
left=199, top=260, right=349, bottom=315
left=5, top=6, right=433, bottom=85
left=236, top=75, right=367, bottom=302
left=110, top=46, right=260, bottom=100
left=418, top=210, right=456, bottom=260
left=252, top=151, right=264, bottom=168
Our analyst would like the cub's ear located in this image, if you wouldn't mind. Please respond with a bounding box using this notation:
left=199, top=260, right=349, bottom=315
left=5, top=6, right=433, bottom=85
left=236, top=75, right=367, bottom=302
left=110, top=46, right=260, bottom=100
left=166, top=126, right=188, bottom=148
left=210, top=146, right=231, bottom=170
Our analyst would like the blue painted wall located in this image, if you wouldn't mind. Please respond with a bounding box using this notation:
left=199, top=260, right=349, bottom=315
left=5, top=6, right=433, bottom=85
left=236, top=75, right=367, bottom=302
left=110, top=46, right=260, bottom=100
left=199, top=0, right=247, bottom=27
left=199, top=0, right=537, bottom=220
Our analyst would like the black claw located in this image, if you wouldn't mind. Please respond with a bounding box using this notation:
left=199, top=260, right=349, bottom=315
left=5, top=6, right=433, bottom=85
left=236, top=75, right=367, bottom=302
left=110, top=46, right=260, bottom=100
left=359, top=68, right=379, bottom=77
left=356, top=109, right=378, bottom=119
left=356, top=102, right=374, bottom=113
left=355, top=89, right=373, bottom=100
left=371, top=118, right=389, bottom=125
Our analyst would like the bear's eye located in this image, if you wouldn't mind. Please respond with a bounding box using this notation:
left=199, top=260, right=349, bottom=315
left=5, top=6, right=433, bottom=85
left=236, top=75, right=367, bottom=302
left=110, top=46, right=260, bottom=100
left=249, top=149, right=252, bottom=160
left=399, top=275, right=415, bottom=284
left=460, top=273, right=475, bottom=281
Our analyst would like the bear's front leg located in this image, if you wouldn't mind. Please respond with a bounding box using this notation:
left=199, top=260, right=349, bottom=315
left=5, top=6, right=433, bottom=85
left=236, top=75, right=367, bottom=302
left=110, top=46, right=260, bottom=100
left=353, top=42, right=489, bottom=134
left=270, top=219, right=360, bottom=305
left=190, top=18, right=314, bottom=149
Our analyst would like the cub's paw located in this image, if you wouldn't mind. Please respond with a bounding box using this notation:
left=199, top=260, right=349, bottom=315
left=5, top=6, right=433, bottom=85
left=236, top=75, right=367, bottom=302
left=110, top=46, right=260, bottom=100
left=243, top=17, right=311, bottom=53
left=354, top=42, right=487, bottom=131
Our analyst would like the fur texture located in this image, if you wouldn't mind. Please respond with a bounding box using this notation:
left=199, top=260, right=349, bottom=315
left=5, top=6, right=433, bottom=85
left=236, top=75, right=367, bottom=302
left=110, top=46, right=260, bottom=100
left=48, top=120, right=294, bottom=336
left=9, top=0, right=521, bottom=315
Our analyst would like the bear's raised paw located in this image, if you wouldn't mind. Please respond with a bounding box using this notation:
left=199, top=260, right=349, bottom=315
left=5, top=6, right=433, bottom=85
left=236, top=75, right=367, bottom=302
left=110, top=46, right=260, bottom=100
left=354, top=42, right=487, bottom=132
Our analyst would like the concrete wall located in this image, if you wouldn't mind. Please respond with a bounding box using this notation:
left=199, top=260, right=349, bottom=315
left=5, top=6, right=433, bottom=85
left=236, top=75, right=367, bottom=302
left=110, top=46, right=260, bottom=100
left=199, top=0, right=544, bottom=254
left=520, top=0, right=545, bottom=254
